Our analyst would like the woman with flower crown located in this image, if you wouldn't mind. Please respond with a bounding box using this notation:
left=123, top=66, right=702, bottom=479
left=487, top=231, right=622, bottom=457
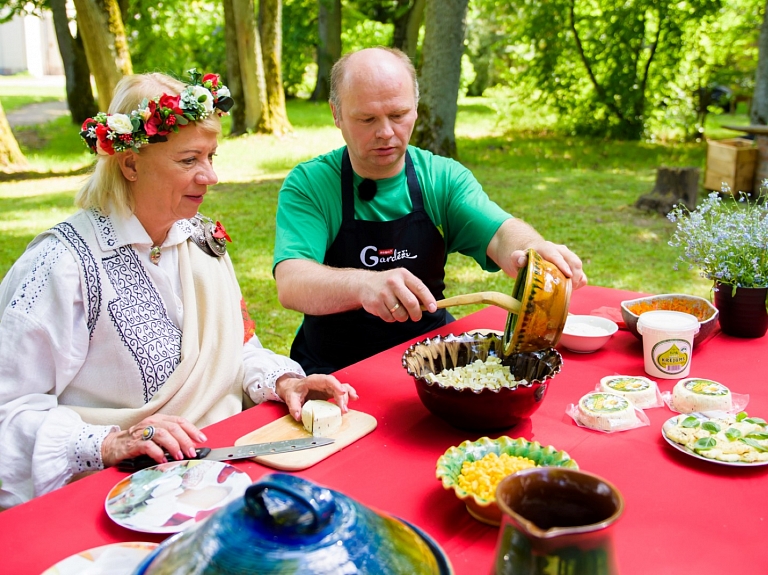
left=0, top=70, right=357, bottom=508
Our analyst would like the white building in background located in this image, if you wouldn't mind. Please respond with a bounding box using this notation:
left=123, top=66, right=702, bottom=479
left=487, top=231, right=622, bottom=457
left=0, top=11, right=63, bottom=76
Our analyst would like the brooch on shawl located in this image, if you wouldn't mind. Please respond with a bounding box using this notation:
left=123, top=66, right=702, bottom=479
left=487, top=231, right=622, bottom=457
left=189, top=213, right=232, bottom=257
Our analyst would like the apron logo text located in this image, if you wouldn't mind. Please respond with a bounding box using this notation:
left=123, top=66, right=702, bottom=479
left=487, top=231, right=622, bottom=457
left=360, top=245, right=418, bottom=267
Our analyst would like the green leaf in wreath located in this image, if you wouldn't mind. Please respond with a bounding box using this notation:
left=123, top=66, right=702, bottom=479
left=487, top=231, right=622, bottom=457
left=725, top=428, right=742, bottom=441
left=702, top=421, right=720, bottom=433
left=694, top=437, right=717, bottom=451
left=681, top=416, right=701, bottom=428
left=740, top=438, right=768, bottom=453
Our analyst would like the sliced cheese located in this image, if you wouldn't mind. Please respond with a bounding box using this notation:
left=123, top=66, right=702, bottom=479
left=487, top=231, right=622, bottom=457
left=301, top=400, right=342, bottom=437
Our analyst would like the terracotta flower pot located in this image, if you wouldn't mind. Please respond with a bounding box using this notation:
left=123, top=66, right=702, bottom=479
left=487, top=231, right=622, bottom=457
left=713, top=283, right=768, bottom=338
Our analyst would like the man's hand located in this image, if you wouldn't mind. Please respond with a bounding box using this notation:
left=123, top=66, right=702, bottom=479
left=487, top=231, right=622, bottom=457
left=276, top=374, right=359, bottom=421
left=275, top=259, right=438, bottom=319
left=511, top=243, right=588, bottom=290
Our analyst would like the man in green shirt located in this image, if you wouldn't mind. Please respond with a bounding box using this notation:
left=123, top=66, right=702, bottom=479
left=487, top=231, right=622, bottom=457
left=273, top=47, right=587, bottom=375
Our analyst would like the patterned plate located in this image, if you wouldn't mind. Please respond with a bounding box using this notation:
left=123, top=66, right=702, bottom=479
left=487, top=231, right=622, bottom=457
left=105, top=460, right=251, bottom=533
left=41, top=542, right=158, bottom=575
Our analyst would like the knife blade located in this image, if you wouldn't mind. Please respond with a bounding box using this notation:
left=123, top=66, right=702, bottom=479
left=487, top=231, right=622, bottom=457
left=117, top=436, right=335, bottom=472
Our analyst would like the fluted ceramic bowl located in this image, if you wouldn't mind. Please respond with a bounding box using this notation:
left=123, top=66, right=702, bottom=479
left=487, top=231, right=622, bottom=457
left=436, top=436, right=578, bottom=526
left=402, top=332, right=563, bottom=431
left=621, top=294, right=719, bottom=347
left=133, top=473, right=452, bottom=575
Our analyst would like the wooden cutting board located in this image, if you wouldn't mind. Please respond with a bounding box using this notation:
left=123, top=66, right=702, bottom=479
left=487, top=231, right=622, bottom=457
left=234, top=409, right=377, bottom=471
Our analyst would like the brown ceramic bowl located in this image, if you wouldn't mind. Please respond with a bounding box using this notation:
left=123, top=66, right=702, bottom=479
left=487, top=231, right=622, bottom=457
left=503, top=249, right=572, bottom=355
left=620, top=294, right=719, bottom=347
left=402, top=332, right=563, bottom=431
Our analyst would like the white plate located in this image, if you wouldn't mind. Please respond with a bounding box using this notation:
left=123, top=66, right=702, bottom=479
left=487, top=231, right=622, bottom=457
left=661, top=414, right=768, bottom=467
left=105, top=460, right=251, bottom=533
left=41, top=542, right=157, bottom=575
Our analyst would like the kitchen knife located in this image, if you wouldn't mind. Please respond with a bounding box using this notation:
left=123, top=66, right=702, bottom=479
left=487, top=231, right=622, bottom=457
left=117, top=436, right=335, bottom=472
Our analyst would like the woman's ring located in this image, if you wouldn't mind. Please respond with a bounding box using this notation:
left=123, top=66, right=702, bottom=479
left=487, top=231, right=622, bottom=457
left=141, top=426, right=156, bottom=441
left=389, top=303, right=401, bottom=314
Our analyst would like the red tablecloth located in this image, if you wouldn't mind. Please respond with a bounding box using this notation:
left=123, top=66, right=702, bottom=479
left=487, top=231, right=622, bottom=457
left=1, top=286, right=766, bottom=574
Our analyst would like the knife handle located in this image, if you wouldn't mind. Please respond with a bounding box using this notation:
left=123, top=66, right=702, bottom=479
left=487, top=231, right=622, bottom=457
left=116, top=447, right=212, bottom=473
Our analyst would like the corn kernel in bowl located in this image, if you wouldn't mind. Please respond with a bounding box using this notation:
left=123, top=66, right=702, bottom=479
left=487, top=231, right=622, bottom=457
left=457, top=453, right=537, bottom=501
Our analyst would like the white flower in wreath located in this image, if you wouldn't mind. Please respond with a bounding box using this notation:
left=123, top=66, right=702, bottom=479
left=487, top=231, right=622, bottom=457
left=107, top=113, right=133, bottom=134
left=216, top=86, right=231, bottom=99
left=189, top=85, right=214, bottom=114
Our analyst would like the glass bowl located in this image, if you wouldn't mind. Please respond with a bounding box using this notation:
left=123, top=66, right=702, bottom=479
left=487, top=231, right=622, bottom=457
left=436, top=436, right=578, bottom=526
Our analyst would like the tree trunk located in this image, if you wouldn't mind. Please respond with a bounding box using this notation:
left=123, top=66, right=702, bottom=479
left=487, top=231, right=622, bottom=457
left=261, top=0, right=292, bottom=135
left=411, top=0, right=468, bottom=158
left=0, top=101, right=27, bottom=170
left=392, top=0, right=425, bottom=61
left=231, top=0, right=269, bottom=132
left=72, top=0, right=132, bottom=110
left=635, top=167, right=700, bottom=215
left=223, top=0, right=247, bottom=135
left=751, top=0, right=768, bottom=125
left=50, top=0, right=98, bottom=124
left=311, top=0, right=341, bottom=102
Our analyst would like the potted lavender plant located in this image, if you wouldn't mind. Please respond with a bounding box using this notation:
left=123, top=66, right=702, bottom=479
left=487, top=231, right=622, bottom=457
left=668, top=183, right=768, bottom=338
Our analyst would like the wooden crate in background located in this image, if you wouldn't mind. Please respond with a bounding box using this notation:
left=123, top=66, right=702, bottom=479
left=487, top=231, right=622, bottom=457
left=704, top=138, right=758, bottom=193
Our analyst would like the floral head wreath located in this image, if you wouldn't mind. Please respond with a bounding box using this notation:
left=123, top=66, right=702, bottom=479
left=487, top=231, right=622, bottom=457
left=80, top=69, right=234, bottom=156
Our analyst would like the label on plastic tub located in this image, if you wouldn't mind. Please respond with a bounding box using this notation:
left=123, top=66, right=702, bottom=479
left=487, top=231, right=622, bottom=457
left=652, top=341, right=691, bottom=374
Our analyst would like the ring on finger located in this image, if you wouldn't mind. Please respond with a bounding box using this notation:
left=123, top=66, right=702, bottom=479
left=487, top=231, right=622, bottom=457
left=389, top=302, right=401, bottom=314
left=141, top=425, right=156, bottom=441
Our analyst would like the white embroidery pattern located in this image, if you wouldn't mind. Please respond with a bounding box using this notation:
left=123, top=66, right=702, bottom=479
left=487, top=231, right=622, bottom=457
left=9, top=237, right=68, bottom=314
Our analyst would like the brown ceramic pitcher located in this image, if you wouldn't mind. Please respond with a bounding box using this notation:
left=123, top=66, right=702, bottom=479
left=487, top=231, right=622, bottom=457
left=492, top=467, right=624, bottom=575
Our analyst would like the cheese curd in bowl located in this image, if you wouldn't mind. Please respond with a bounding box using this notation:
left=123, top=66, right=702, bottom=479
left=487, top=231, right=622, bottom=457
left=402, top=333, right=562, bottom=431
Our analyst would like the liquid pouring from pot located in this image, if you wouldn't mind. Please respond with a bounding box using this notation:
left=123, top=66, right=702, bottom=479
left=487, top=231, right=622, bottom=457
left=422, top=249, right=572, bottom=355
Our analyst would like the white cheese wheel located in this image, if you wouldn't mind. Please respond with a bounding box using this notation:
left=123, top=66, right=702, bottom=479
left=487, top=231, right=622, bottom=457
left=599, top=376, right=657, bottom=409
left=671, top=378, right=732, bottom=413
left=301, top=400, right=342, bottom=437
left=577, top=392, right=638, bottom=431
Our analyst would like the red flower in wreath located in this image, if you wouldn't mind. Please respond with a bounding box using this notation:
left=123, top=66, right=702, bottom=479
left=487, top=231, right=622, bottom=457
left=203, top=73, right=220, bottom=88
left=212, top=221, right=232, bottom=242
left=94, top=123, right=114, bottom=155
left=158, top=94, right=183, bottom=115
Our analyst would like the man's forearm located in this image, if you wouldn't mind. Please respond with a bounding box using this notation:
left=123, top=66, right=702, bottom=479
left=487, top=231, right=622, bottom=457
left=275, top=259, right=369, bottom=315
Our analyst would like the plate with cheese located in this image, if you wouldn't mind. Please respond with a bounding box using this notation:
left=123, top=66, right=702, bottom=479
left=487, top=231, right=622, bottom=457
left=662, top=411, right=768, bottom=466
left=235, top=401, right=377, bottom=471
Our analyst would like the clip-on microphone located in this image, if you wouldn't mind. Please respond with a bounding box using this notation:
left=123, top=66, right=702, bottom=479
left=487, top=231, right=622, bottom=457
left=358, top=178, right=377, bottom=201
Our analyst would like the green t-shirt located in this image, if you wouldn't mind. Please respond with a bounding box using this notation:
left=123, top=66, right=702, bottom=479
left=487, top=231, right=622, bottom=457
left=273, top=145, right=512, bottom=273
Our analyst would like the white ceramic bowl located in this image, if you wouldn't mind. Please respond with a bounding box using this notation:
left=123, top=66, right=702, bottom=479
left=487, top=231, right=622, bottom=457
left=559, top=315, right=619, bottom=353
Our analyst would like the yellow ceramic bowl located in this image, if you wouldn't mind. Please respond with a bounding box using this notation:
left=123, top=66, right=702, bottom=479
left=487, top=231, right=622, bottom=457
left=435, top=436, right=578, bottom=526
left=503, top=249, right=572, bottom=355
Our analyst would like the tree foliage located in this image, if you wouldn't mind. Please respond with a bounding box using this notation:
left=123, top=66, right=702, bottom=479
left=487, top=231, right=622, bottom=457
left=467, top=0, right=729, bottom=139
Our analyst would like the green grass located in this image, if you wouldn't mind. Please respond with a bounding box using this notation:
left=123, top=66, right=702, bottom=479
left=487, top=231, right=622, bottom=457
left=1, top=95, right=741, bottom=355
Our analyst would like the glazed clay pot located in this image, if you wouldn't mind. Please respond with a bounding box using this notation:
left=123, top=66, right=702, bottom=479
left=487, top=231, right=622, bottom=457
left=493, top=468, right=624, bottom=575
left=714, top=283, right=768, bottom=338
left=134, top=473, right=452, bottom=575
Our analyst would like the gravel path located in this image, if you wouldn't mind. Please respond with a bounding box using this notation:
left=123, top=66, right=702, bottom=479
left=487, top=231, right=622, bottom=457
left=6, top=100, right=70, bottom=127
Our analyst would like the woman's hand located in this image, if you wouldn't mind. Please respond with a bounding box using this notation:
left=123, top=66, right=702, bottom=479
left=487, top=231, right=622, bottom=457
left=276, top=374, right=359, bottom=421
left=101, top=415, right=207, bottom=469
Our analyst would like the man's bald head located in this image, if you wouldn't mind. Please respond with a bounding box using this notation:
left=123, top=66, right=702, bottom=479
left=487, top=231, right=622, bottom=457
left=329, top=47, right=419, bottom=118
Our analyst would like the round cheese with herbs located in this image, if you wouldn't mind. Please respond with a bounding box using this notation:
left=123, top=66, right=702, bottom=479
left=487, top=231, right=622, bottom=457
left=577, top=392, right=638, bottom=431
left=599, top=376, right=658, bottom=409
left=671, top=378, right=732, bottom=413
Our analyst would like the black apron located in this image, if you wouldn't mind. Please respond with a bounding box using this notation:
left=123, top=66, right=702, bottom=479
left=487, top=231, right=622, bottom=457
left=291, top=149, right=450, bottom=374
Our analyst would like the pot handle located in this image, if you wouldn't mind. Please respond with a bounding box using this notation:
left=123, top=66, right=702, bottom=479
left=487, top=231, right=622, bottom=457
left=245, top=474, right=335, bottom=536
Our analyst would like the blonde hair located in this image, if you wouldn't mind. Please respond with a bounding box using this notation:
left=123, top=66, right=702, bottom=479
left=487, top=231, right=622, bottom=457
left=329, top=46, right=419, bottom=116
left=76, top=73, right=222, bottom=216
